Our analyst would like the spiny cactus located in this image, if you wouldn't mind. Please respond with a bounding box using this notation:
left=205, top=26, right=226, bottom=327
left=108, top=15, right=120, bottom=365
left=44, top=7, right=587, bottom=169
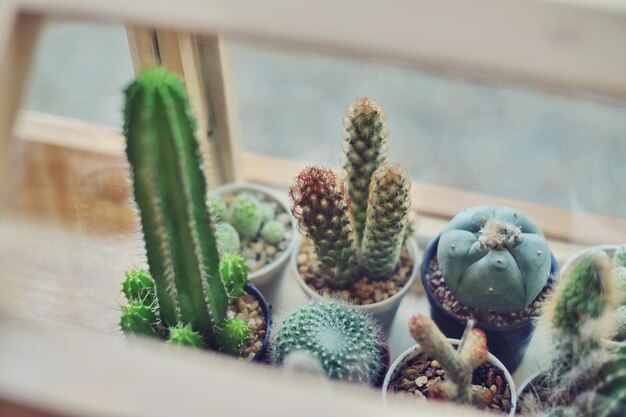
left=122, top=66, right=249, bottom=353
left=342, top=97, right=389, bottom=244
left=361, top=163, right=410, bottom=279
left=207, top=193, right=228, bottom=223
left=219, top=252, right=248, bottom=302
left=120, top=301, right=158, bottom=337
left=271, top=302, right=384, bottom=384
left=218, top=318, right=250, bottom=355
left=289, top=167, right=360, bottom=288
left=122, top=266, right=156, bottom=305
left=169, top=324, right=203, bottom=348
left=437, top=205, right=551, bottom=314
left=230, top=194, right=264, bottom=240
left=408, top=315, right=493, bottom=408
left=261, top=220, right=285, bottom=245
left=216, top=223, right=241, bottom=255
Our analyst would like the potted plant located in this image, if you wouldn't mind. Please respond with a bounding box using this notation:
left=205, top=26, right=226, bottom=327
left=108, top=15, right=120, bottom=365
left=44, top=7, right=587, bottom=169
left=421, top=205, right=558, bottom=371
left=289, top=97, right=419, bottom=331
left=118, top=67, right=271, bottom=361
left=516, top=247, right=626, bottom=416
left=207, top=183, right=297, bottom=290
left=271, top=301, right=389, bottom=386
left=383, top=314, right=516, bottom=415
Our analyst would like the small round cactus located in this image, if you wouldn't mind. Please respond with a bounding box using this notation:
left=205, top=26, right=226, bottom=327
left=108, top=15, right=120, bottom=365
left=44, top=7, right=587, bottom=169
left=259, top=203, right=275, bottom=224
left=120, top=301, right=158, bottom=337
left=216, top=223, right=241, bottom=255
left=261, top=220, right=285, bottom=245
left=437, top=206, right=551, bottom=313
left=207, top=193, right=228, bottom=223
left=219, top=252, right=248, bottom=302
left=230, top=194, right=263, bottom=240
left=169, top=324, right=203, bottom=348
left=122, top=266, right=156, bottom=305
left=271, top=302, right=383, bottom=384
left=218, top=318, right=250, bottom=355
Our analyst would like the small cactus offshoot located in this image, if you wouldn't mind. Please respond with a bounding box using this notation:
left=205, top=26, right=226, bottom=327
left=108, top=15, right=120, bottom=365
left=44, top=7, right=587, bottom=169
left=216, top=223, right=241, bottom=255
left=120, top=301, right=158, bottom=337
left=261, top=220, right=285, bottom=245
left=272, top=302, right=384, bottom=385
left=408, top=315, right=493, bottom=408
left=289, top=167, right=360, bottom=288
left=230, top=194, right=264, bottom=240
left=219, top=252, right=248, bottom=302
left=122, top=266, right=156, bottom=305
left=169, top=324, right=203, bottom=348
left=218, top=318, right=250, bottom=355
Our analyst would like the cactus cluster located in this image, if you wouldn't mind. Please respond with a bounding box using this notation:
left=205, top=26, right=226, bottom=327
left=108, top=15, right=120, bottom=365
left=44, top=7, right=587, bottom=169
left=271, top=302, right=384, bottom=385
left=408, top=315, right=493, bottom=408
left=290, top=98, right=412, bottom=289
left=119, top=67, right=251, bottom=355
left=437, top=205, right=552, bottom=314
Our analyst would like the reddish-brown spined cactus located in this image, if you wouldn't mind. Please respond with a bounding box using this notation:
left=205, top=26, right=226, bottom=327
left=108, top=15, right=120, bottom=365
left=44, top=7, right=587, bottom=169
left=289, top=166, right=359, bottom=288
left=409, top=315, right=493, bottom=408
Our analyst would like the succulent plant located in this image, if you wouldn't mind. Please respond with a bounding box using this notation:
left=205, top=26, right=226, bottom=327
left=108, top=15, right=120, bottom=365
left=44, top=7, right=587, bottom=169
left=207, top=193, right=228, bottom=223
left=342, top=97, right=389, bottom=244
left=121, top=66, right=250, bottom=353
left=230, top=194, right=264, bottom=240
left=289, top=167, right=360, bottom=288
left=169, top=324, right=203, bottom=348
left=219, top=252, right=248, bottom=302
left=120, top=301, right=159, bottom=337
left=261, top=220, right=285, bottom=245
left=122, top=266, right=156, bottom=305
left=437, top=205, right=551, bottom=314
left=408, top=315, right=493, bottom=408
left=216, top=223, right=241, bottom=255
left=218, top=318, right=250, bottom=355
left=271, top=302, right=384, bottom=385
left=361, top=163, right=410, bottom=279
left=259, top=203, right=275, bottom=225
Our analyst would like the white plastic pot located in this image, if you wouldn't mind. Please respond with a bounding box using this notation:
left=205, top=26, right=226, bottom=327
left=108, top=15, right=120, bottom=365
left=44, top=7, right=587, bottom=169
left=291, top=237, right=419, bottom=332
left=214, top=182, right=297, bottom=288
left=382, top=338, right=517, bottom=416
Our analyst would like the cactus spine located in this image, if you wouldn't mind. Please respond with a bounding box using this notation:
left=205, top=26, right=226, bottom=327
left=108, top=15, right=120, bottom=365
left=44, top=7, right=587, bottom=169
left=123, top=67, right=245, bottom=352
left=408, top=315, right=493, bottom=408
left=272, top=302, right=384, bottom=384
left=289, top=167, right=360, bottom=288
left=361, top=163, right=410, bottom=279
left=342, top=97, right=389, bottom=244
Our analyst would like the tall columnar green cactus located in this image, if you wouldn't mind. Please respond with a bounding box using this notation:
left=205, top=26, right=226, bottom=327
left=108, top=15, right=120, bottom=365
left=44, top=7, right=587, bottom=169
left=361, top=163, right=410, bottom=279
left=437, top=205, right=551, bottom=314
left=271, top=302, right=384, bottom=384
left=289, top=167, right=360, bottom=288
left=122, top=66, right=248, bottom=353
left=408, top=315, right=493, bottom=408
left=342, top=97, right=389, bottom=244
left=230, top=194, right=264, bottom=240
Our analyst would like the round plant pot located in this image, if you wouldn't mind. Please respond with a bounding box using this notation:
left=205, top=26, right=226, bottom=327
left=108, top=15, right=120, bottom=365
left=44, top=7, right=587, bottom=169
left=291, top=237, right=420, bottom=332
left=560, top=244, right=620, bottom=277
left=244, top=282, right=272, bottom=362
left=515, top=369, right=549, bottom=414
left=382, top=338, right=517, bottom=416
left=214, top=183, right=297, bottom=291
left=421, top=235, right=559, bottom=373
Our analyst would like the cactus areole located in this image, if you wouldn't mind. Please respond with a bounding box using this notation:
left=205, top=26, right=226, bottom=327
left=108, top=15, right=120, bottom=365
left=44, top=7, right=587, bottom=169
left=437, top=206, right=551, bottom=314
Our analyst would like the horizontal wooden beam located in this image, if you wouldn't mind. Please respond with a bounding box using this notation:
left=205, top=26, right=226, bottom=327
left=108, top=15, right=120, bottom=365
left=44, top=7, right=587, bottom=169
left=12, top=112, right=626, bottom=245
left=11, top=0, right=626, bottom=99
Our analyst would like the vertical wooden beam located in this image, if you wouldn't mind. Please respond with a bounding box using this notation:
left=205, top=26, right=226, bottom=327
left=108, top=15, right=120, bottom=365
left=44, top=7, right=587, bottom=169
left=0, top=8, right=42, bottom=194
left=126, top=27, right=242, bottom=186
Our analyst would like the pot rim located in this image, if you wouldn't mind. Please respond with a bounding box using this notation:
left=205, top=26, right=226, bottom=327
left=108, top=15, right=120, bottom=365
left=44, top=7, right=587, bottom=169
left=213, top=182, right=298, bottom=282
left=243, top=282, right=272, bottom=362
left=382, top=338, right=518, bottom=416
left=290, top=236, right=420, bottom=311
left=421, top=234, right=559, bottom=332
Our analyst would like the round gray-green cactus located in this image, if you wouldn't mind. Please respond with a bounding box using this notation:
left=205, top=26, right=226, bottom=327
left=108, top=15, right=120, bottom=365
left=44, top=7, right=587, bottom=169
left=230, top=194, right=264, bottom=240
left=216, top=223, right=241, bottom=255
left=271, top=302, right=384, bottom=385
left=207, top=193, right=228, bottom=223
left=437, top=206, right=551, bottom=314
left=261, top=220, right=285, bottom=245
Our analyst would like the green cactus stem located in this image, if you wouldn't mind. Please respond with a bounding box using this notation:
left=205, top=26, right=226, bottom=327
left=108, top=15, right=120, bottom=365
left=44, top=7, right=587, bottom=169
left=219, top=252, right=248, bottom=302
left=169, top=324, right=203, bottom=348
left=218, top=318, right=250, bottom=355
left=230, top=194, right=264, bottom=240
left=261, top=220, right=285, bottom=245
left=361, top=163, right=410, bottom=279
left=122, top=266, right=156, bottom=305
left=216, top=223, right=241, bottom=255
left=342, top=97, right=389, bottom=244
left=120, top=301, right=158, bottom=337
left=123, top=66, right=229, bottom=348
left=409, top=315, right=493, bottom=408
left=271, top=302, right=384, bottom=385
left=289, top=167, right=360, bottom=288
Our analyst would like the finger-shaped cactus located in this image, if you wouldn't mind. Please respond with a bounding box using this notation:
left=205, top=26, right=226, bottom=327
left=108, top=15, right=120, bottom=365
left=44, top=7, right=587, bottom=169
left=216, top=223, right=241, bottom=255
left=261, top=220, right=285, bottom=245
left=123, top=67, right=230, bottom=348
left=169, top=323, right=203, bottom=348
left=122, top=266, right=156, bottom=305
left=230, top=194, right=263, bottom=240
left=342, top=97, right=389, bottom=244
left=408, top=315, right=492, bottom=407
left=290, top=167, right=360, bottom=288
left=120, top=301, right=158, bottom=337
left=219, top=252, right=248, bottom=302
left=271, top=302, right=384, bottom=385
left=218, top=318, right=250, bottom=355
left=361, top=163, right=410, bottom=279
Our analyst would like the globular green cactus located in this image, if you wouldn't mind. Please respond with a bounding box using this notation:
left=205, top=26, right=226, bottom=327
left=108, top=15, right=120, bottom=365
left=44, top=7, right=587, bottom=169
left=437, top=205, right=551, bottom=314
left=408, top=315, right=493, bottom=408
left=259, top=203, right=275, bottom=225
left=207, top=193, right=228, bottom=223
left=361, top=163, right=410, bottom=279
left=289, top=167, right=360, bottom=288
left=122, top=266, right=156, bottom=305
left=169, top=324, right=203, bottom=348
left=218, top=318, right=250, bottom=355
left=271, top=302, right=384, bottom=384
left=216, top=223, right=241, bottom=255
left=261, top=220, right=285, bottom=245
left=122, top=66, right=250, bottom=354
left=120, top=301, right=158, bottom=337
left=219, top=252, right=248, bottom=302
left=342, top=97, right=389, bottom=244
left=230, top=194, right=264, bottom=240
